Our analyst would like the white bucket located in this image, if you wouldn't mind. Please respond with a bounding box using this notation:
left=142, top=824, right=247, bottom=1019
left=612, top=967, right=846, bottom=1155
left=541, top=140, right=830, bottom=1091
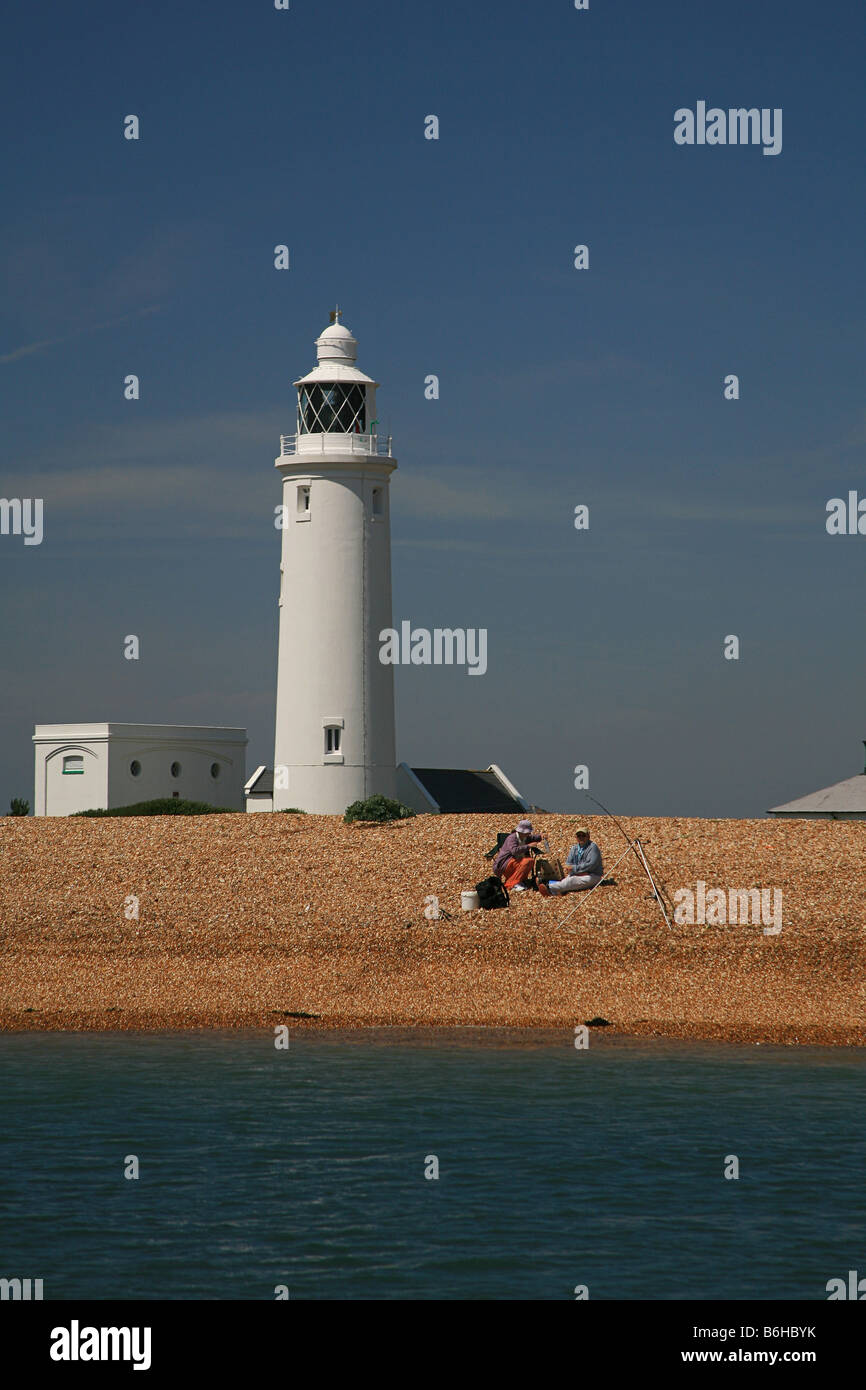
left=461, top=890, right=480, bottom=912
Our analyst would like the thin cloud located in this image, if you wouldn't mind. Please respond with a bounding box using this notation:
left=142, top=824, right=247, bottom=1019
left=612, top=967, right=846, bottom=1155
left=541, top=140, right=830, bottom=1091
left=649, top=499, right=819, bottom=525
left=0, top=408, right=286, bottom=541
left=0, top=305, right=162, bottom=365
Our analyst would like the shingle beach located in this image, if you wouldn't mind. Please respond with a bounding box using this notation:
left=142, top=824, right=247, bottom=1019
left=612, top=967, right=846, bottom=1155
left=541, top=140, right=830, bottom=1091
left=1, top=813, right=863, bottom=1044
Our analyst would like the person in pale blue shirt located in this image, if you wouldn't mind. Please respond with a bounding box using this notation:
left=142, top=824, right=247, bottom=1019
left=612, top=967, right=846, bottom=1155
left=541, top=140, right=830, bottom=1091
left=544, top=829, right=603, bottom=896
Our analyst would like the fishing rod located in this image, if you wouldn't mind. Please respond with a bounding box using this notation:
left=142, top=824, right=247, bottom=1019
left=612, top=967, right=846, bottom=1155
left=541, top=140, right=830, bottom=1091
left=583, top=793, right=640, bottom=854
left=580, top=792, right=675, bottom=926
left=557, top=840, right=634, bottom=931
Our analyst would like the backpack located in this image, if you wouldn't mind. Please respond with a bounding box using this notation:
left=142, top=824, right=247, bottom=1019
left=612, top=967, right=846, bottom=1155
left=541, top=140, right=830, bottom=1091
left=475, top=876, right=510, bottom=910
left=533, top=854, right=563, bottom=885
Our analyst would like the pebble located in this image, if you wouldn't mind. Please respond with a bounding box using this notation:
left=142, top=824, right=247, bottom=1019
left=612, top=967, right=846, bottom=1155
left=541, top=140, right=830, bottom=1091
left=0, top=811, right=863, bottom=1044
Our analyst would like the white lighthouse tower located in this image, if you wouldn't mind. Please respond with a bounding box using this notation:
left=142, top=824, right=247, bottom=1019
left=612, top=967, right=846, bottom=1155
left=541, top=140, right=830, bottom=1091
left=272, top=311, right=398, bottom=813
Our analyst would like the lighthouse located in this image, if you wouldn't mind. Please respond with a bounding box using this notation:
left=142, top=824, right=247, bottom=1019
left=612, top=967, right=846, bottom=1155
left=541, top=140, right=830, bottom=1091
left=272, top=311, right=398, bottom=813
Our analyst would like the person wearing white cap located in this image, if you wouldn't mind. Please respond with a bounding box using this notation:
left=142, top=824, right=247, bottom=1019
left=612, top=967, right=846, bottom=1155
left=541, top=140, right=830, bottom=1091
left=541, top=829, right=603, bottom=896
left=493, top=819, right=544, bottom=891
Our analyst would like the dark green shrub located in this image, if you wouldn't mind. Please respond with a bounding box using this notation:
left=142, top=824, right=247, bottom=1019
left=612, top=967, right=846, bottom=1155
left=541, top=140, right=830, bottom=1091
left=9, top=798, right=30, bottom=816
left=344, top=793, right=416, bottom=824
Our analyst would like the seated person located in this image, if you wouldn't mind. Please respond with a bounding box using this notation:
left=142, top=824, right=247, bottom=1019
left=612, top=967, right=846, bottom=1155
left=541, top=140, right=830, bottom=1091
left=543, top=829, right=603, bottom=896
left=493, top=819, right=543, bottom=892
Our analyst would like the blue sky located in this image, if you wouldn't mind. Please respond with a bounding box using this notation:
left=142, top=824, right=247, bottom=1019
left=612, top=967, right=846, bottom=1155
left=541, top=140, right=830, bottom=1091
left=2, top=0, right=864, bottom=817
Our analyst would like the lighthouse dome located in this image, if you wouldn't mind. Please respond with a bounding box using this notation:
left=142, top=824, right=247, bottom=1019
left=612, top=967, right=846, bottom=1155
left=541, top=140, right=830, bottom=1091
left=295, top=311, right=377, bottom=388
left=315, top=320, right=357, bottom=365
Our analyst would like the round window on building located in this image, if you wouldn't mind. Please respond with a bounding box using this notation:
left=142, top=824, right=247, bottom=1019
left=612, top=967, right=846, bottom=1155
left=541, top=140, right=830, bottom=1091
left=210, top=763, right=220, bottom=779
left=170, top=762, right=182, bottom=778
left=130, top=760, right=141, bottom=777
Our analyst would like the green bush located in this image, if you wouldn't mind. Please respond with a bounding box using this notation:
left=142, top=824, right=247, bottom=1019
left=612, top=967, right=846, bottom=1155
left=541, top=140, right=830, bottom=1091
left=9, top=798, right=30, bottom=816
left=278, top=807, right=306, bottom=813
left=74, top=799, right=240, bottom=817
left=344, top=793, right=416, bottom=824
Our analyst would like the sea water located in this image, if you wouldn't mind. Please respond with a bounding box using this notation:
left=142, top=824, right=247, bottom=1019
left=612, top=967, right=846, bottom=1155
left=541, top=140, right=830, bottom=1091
left=0, top=1030, right=863, bottom=1300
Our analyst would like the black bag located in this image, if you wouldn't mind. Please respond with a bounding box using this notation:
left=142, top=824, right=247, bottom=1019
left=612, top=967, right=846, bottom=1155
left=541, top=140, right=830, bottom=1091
left=476, top=876, right=510, bottom=910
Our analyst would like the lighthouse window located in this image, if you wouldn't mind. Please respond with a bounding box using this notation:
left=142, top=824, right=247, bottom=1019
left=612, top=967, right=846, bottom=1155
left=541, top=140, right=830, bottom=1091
left=299, top=384, right=366, bottom=435
left=62, top=755, right=84, bottom=775
left=325, top=725, right=342, bottom=755
left=372, top=487, right=383, bottom=518
left=297, top=484, right=311, bottom=517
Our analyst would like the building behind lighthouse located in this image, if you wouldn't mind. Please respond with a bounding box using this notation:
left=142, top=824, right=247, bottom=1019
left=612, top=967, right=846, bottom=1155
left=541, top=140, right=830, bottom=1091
left=271, top=312, right=398, bottom=813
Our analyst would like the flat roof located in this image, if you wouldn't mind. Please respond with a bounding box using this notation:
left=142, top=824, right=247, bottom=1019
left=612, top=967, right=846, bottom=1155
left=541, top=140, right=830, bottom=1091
left=34, top=723, right=247, bottom=741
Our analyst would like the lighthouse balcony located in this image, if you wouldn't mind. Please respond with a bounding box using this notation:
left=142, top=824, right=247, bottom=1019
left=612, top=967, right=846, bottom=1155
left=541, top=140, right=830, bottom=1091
left=280, top=432, right=393, bottom=458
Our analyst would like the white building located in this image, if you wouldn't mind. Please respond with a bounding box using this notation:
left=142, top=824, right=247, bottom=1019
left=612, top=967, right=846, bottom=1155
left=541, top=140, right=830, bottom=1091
left=272, top=312, right=398, bottom=813
left=33, top=724, right=247, bottom=817
left=767, top=743, right=866, bottom=820
left=254, top=309, right=530, bottom=818
left=31, top=313, right=529, bottom=822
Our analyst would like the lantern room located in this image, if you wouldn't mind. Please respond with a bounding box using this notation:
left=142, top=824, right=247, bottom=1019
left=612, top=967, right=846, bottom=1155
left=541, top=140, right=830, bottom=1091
left=290, top=309, right=381, bottom=448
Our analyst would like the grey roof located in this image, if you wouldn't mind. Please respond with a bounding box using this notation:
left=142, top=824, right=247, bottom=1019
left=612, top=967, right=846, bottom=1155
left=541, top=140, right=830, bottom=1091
left=767, top=773, right=866, bottom=818
left=410, top=767, right=525, bottom=814
left=243, top=763, right=528, bottom=813
left=245, top=766, right=273, bottom=796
